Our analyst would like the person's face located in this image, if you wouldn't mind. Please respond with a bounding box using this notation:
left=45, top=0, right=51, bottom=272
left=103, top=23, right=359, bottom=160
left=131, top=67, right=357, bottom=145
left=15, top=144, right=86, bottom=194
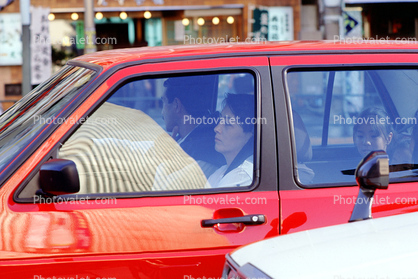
left=214, top=105, right=252, bottom=163
left=353, top=124, right=392, bottom=157
left=161, top=93, right=177, bottom=132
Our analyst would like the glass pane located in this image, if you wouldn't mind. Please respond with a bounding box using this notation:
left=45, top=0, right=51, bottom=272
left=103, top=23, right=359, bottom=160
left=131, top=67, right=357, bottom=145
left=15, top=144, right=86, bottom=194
left=0, top=66, right=96, bottom=175
left=58, top=72, right=256, bottom=193
left=288, top=68, right=418, bottom=187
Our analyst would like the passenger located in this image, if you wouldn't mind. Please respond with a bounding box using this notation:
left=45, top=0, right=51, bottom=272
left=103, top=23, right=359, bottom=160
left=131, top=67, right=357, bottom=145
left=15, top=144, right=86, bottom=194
left=353, top=107, right=393, bottom=158
left=161, top=76, right=225, bottom=177
left=207, top=93, right=254, bottom=188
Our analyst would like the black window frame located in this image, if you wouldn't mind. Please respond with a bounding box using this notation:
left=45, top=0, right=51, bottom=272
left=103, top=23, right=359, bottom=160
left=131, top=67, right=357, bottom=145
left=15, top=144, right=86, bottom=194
left=14, top=66, right=267, bottom=204
left=284, top=65, right=418, bottom=189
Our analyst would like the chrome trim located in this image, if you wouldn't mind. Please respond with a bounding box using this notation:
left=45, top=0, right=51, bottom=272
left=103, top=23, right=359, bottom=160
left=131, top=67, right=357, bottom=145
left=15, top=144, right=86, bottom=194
left=224, top=254, right=241, bottom=278
left=224, top=253, right=273, bottom=279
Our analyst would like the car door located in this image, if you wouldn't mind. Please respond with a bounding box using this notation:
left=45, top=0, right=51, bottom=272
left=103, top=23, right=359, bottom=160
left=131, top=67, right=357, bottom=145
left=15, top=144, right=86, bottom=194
left=2, top=57, right=279, bottom=278
left=271, top=53, right=418, bottom=234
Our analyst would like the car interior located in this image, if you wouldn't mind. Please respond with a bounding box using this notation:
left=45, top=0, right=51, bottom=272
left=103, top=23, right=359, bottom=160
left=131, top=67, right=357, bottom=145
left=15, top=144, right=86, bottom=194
left=16, top=72, right=257, bottom=198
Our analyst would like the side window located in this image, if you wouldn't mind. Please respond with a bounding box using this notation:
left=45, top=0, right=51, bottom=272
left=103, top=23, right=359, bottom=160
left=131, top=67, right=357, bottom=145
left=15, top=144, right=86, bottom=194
left=57, top=72, right=256, bottom=194
left=287, top=68, right=418, bottom=187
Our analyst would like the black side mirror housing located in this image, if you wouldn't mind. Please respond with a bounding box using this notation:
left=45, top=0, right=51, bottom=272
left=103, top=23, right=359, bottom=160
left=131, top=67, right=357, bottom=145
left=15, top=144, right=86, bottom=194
left=355, top=150, right=389, bottom=190
left=349, top=150, right=389, bottom=222
left=39, top=159, right=80, bottom=196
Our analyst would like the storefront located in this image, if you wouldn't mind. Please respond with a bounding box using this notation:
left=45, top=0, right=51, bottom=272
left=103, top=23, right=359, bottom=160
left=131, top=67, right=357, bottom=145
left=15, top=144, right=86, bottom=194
left=47, top=4, right=245, bottom=51
left=0, top=0, right=300, bottom=101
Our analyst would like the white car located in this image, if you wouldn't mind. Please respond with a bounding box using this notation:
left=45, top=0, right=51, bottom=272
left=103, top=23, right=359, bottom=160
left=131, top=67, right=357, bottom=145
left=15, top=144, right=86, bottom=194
left=223, top=151, right=418, bottom=279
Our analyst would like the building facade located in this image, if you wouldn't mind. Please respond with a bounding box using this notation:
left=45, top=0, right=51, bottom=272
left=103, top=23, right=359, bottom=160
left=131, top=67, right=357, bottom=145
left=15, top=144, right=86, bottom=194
left=0, top=0, right=300, bottom=105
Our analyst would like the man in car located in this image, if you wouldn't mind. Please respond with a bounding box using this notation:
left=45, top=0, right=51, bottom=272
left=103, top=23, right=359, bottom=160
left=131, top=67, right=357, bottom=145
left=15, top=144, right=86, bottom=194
left=161, top=75, right=225, bottom=177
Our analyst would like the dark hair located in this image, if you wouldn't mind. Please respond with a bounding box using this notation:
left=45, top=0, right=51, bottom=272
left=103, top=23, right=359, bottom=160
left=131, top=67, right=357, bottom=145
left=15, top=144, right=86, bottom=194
left=353, top=107, right=393, bottom=141
left=223, top=93, right=255, bottom=134
left=164, top=75, right=216, bottom=118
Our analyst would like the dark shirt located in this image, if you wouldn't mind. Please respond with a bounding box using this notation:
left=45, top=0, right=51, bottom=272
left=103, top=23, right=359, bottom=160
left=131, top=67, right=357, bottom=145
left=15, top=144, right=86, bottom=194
left=179, top=124, right=225, bottom=177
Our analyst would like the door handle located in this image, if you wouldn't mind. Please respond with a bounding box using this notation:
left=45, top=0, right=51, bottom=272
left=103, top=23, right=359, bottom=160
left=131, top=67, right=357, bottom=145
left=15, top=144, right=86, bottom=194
left=201, top=214, right=265, bottom=227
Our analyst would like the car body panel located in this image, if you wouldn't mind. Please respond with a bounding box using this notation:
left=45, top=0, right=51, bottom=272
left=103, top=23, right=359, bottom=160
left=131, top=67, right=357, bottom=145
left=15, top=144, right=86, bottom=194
left=0, top=41, right=417, bottom=278
left=0, top=56, right=279, bottom=278
left=271, top=53, right=418, bottom=234
left=280, top=184, right=418, bottom=234
left=71, top=42, right=418, bottom=69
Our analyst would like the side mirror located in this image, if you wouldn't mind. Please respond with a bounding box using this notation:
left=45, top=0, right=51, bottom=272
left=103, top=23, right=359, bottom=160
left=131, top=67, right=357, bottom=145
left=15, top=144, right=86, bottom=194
left=38, top=159, right=80, bottom=196
left=355, top=150, right=389, bottom=190
left=349, top=150, right=389, bottom=222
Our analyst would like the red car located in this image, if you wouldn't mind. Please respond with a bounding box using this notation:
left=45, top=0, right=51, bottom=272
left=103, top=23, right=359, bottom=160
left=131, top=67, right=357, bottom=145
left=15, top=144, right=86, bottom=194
left=1, top=41, right=418, bottom=278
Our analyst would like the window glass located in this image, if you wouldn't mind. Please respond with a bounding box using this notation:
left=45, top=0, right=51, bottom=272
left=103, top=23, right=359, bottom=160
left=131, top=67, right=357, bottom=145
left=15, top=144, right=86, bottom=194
left=0, top=66, right=96, bottom=178
left=58, top=72, right=256, bottom=194
left=288, top=68, right=418, bottom=187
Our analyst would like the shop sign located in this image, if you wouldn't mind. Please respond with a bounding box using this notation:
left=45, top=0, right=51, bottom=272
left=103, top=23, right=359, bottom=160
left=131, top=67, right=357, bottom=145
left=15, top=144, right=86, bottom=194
left=252, top=8, right=269, bottom=41
left=0, top=13, right=22, bottom=66
left=30, top=6, right=52, bottom=85
left=268, top=7, right=293, bottom=41
left=76, top=21, right=85, bottom=50
left=252, top=7, right=294, bottom=41
left=343, top=10, right=362, bottom=38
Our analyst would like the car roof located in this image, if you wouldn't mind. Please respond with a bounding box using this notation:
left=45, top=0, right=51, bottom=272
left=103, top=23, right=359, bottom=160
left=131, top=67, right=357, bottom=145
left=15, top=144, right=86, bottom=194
left=72, top=40, right=418, bottom=69
left=230, top=211, right=418, bottom=279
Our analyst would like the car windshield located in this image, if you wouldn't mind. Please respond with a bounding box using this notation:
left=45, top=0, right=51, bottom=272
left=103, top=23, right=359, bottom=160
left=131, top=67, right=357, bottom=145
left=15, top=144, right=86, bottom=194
left=0, top=65, right=96, bottom=174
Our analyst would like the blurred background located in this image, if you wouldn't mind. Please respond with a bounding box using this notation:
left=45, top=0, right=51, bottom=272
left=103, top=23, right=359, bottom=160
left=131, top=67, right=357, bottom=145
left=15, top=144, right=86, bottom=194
left=0, top=0, right=417, bottom=111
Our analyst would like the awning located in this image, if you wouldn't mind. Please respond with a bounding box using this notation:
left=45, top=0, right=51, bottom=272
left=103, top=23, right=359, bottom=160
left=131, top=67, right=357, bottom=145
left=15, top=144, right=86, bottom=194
left=184, top=8, right=242, bottom=17
left=50, top=4, right=244, bottom=13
